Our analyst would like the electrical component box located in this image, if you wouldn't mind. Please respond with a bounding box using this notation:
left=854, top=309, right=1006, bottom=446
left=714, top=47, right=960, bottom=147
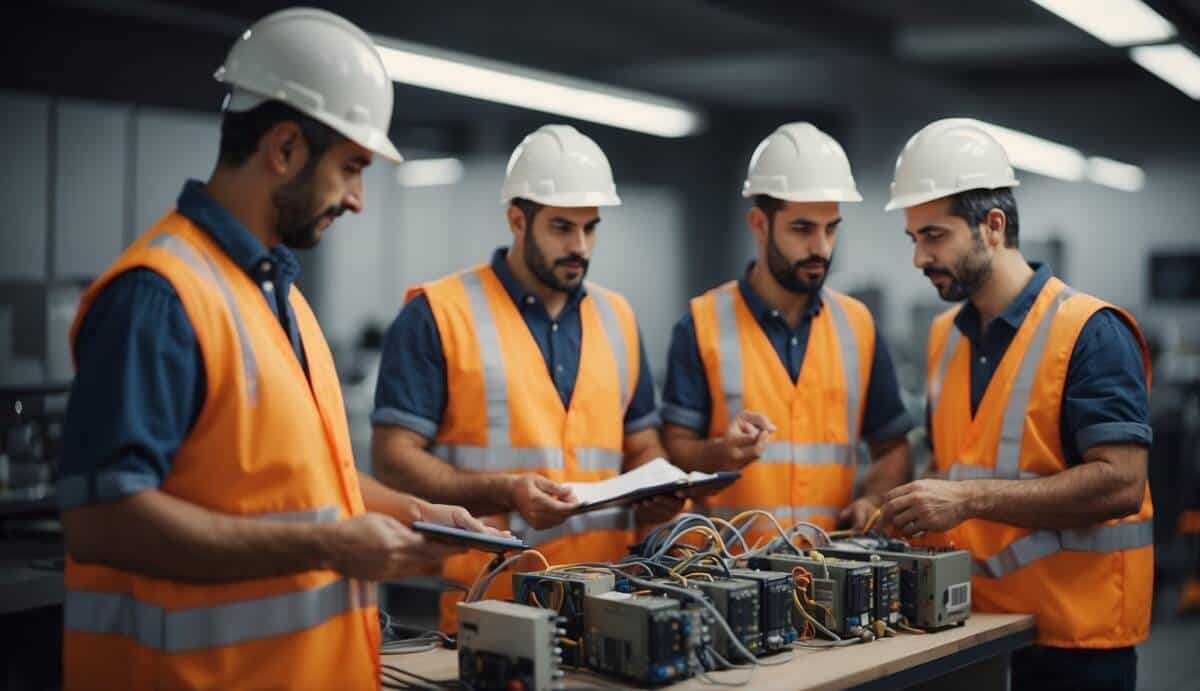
left=643, top=576, right=759, bottom=661
left=820, top=542, right=972, bottom=629
left=807, top=550, right=902, bottom=626
left=641, top=578, right=715, bottom=655
left=690, top=577, right=761, bottom=659
left=513, top=570, right=615, bottom=666
left=749, top=553, right=873, bottom=636
left=457, top=600, right=562, bottom=691
left=583, top=592, right=692, bottom=685
left=722, top=568, right=798, bottom=652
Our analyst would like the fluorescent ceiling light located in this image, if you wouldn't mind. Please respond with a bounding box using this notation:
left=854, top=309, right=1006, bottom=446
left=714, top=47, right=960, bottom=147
left=973, top=121, right=1088, bottom=182
left=1087, top=157, right=1146, bottom=191
left=374, top=40, right=704, bottom=138
left=396, top=158, right=464, bottom=188
left=1029, top=0, right=1175, bottom=46
left=1130, top=43, right=1200, bottom=99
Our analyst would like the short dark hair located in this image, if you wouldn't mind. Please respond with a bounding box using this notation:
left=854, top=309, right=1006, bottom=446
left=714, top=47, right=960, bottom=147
left=948, top=187, right=1020, bottom=248
left=510, top=197, right=544, bottom=227
left=217, top=99, right=340, bottom=168
left=753, top=194, right=785, bottom=224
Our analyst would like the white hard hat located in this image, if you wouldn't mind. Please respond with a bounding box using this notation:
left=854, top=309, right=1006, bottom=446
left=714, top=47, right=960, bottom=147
left=741, top=122, right=862, bottom=203
left=884, top=118, right=1019, bottom=212
left=500, top=125, right=621, bottom=207
left=214, top=8, right=403, bottom=163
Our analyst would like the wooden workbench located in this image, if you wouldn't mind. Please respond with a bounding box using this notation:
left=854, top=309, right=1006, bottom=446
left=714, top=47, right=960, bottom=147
left=382, top=612, right=1035, bottom=690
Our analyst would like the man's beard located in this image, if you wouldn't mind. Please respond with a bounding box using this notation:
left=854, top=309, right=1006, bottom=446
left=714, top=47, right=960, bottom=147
left=523, top=232, right=589, bottom=293
left=766, top=226, right=831, bottom=295
left=272, top=164, right=343, bottom=250
left=924, top=228, right=992, bottom=302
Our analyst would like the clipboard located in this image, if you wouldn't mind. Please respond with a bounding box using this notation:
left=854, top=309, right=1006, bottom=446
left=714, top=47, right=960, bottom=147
left=568, top=471, right=741, bottom=515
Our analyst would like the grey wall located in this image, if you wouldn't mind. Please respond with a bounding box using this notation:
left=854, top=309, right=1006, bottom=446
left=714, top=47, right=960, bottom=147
left=0, top=90, right=693, bottom=393
left=0, top=91, right=222, bottom=386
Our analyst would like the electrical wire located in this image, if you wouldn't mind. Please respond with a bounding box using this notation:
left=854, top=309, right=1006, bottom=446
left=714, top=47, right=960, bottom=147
left=806, top=549, right=830, bottom=579
left=380, top=664, right=460, bottom=690
left=863, top=507, right=883, bottom=534
left=465, top=549, right=551, bottom=603
left=706, top=648, right=754, bottom=670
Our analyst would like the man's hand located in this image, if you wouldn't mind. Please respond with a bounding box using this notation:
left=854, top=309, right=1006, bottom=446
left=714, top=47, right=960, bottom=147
left=634, top=494, right=685, bottom=526
left=838, top=496, right=881, bottom=532
left=510, top=475, right=580, bottom=530
left=712, top=410, right=776, bottom=471
left=322, top=513, right=459, bottom=581
left=880, top=479, right=974, bottom=537
left=413, top=500, right=512, bottom=538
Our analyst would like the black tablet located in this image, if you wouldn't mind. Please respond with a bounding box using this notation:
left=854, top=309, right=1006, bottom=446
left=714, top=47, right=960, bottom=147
left=411, top=521, right=529, bottom=553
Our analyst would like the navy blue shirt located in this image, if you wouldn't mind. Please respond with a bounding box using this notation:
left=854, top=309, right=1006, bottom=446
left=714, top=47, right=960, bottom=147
left=58, top=180, right=308, bottom=510
left=662, top=263, right=914, bottom=444
left=929, top=263, right=1152, bottom=465
left=372, top=248, right=661, bottom=439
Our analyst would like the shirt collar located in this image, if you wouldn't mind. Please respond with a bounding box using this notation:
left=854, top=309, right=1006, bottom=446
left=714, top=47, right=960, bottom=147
left=490, top=247, right=586, bottom=312
left=737, top=261, right=824, bottom=324
left=954, top=262, right=1052, bottom=339
left=176, top=179, right=299, bottom=283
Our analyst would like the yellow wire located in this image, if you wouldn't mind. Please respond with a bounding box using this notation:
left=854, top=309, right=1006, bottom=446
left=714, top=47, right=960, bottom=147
left=807, top=550, right=829, bottom=578
left=524, top=550, right=552, bottom=571
left=708, top=516, right=737, bottom=531
left=863, top=507, right=883, bottom=534
left=668, top=525, right=726, bottom=554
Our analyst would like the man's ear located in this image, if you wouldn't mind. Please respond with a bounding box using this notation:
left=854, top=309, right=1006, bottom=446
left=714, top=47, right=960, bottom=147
left=747, top=206, right=769, bottom=246
left=261, top=121, right=306, bottom=176
left=985, top=208, right=1007, bottom=249
left=507, top=204, right=526, bottom=238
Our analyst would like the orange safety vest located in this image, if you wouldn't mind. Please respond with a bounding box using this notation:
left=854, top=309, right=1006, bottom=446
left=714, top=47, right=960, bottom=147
left=925, top=276, right=1154, bottom=648
left=408, top=264, right=640, bottom=631
left=63, top=212, right=380, bottom=690
left=691, top=282, right=875, bottom=547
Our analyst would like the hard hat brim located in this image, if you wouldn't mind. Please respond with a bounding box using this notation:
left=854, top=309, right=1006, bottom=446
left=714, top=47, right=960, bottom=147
left=883, top=179, right=1020, bottom=212
left=500, top=191, right=622, bottom=207
left=741, top=188, right=863, bottom=203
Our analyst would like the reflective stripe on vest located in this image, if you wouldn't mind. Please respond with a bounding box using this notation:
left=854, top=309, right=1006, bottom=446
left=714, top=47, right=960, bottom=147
left=451, top=270, right=628, bottom=468
left=461, top=270, right=510, bottom=444
left=934, top=464, right=1042, bottom=481
left=63, top=505, right=367, bottom=652
left=65, top=577, right=377, bottom=653
left=587, top=283, right=631, bottom=405
left=823, top=288, right=861, bottom=455
left=712, top=286, right=862, bottom=465
left=509, top=507, right=633, bottom=546
left=929, top=327, right=959, bottom=415
left=973, top=520, right=1153, bottom=579
left=995, top=287, right=1076, bottom=478
left=148, top=233, right=260, bottom=405
left=760, top=441, right=857, bottom=465
left=429, top=444, right=623, bottom=473
left=714, top=289, right=744, bottom=418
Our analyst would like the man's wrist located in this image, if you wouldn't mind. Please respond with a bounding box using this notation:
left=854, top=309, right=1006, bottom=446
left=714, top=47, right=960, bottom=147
left=309, top=522, right=341, bottom=572
left=499, top=474, right=520, bottom=512
left=960, top=480, right=987, bottom=522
